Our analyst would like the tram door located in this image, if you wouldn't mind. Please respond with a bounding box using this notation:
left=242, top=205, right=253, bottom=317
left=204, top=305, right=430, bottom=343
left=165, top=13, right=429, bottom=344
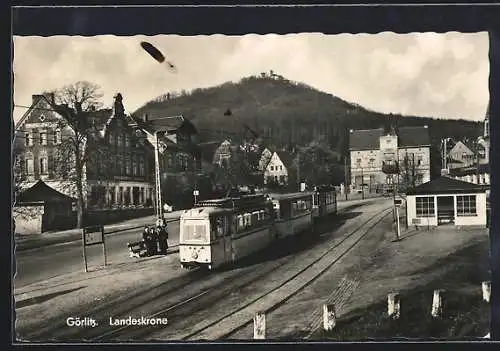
left=222, top=215, right=232, bottom=262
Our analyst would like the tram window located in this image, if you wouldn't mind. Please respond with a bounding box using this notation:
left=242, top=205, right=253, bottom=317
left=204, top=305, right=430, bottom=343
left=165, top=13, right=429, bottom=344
left=252, top=211, right=259, bottom=223
left=260, top=210, right=265, bottom=220
left=210, top=216, right=225, bottom=238
left=237, top=215, right=244, bottom=230
left=244, top=213, right=251, bottom=227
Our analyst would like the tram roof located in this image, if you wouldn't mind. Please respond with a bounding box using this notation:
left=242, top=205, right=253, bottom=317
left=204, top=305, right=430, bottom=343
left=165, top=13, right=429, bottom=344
left=270, top=191, right=315, bottom=201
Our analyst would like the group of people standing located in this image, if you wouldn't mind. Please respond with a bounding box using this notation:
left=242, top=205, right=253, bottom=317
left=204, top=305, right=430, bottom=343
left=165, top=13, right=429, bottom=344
left=142, top=218, right=169, bottom=256
left=128, top=218, right=169, bottom=258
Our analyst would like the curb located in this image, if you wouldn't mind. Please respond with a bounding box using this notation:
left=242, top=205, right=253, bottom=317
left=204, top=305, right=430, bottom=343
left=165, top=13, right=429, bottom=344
left=15, top=217, right=180, bottom=253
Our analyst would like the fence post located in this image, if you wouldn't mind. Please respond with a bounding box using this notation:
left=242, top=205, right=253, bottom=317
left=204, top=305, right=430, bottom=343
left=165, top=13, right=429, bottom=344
left=253, top=312, right=266, bottom=340
left=387, top=293, right=400, bottom=320
left=323, top=303, right=337, bottom=331
left=482, top=281, right=491, bottom=303
left=431, top=289, right=445, bottom=318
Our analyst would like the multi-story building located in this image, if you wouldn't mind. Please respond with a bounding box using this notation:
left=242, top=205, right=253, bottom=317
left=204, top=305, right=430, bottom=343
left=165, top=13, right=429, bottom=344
left=449, top=105, right=490, bottom=185
left=14, top=93, right=156, bottom=213
left=349, top=126, right=431, bottom=192
left=130, top=112, right=201, bottom=209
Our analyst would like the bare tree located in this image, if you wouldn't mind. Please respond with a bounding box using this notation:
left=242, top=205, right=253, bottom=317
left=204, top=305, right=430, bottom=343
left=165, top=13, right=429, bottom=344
left=51, top=81, right=107, bottom=228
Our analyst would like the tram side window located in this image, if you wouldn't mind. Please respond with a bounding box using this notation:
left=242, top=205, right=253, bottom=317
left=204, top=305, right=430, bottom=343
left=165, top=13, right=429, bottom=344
left=244, top=213, right=252, bottom=227
left=237, top=215, right=244, bottom=231
left=211, top=216, right=227, bottom=238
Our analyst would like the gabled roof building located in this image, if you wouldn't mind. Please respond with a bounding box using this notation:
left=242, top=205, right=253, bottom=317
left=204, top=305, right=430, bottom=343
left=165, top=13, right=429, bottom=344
left=348, top=125, right=431, bottom=193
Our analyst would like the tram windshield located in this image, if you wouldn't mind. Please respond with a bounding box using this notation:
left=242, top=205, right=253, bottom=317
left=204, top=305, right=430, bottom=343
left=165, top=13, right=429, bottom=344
left=181, top=219, right=209, bottom=242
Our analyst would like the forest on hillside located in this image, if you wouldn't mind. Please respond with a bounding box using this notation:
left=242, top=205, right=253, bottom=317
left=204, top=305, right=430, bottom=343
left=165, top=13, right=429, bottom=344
left=133, top=74, right=483, bottom=179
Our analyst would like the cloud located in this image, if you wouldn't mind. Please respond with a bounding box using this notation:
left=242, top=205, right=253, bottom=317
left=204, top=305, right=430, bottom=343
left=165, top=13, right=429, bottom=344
left=12, top=32, right=489, bottom=124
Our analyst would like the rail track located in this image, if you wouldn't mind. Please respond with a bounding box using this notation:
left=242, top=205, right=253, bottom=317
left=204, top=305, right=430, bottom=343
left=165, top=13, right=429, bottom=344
left=34, top=208, right=348, bottom=341
left=90, top=204, right=391, bottom=341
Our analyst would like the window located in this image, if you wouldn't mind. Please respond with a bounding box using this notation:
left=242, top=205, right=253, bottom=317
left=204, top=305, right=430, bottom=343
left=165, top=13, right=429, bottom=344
left=279, top=165, right=283, bottom=171
left=416, top=197, right=435, bottom=217
left=108, top=132, right=114, bottom=145
left=25, top=132, right=32, bottom=146
left=39, top=157, right=48, bottom=174
left=117, top=157, right=123, bottom=175
left=39, top=114, right=45, bottom=122
left=117, top=134, right=123, bottom=147
left=139, top=158, right=145, bottom=176
left=355, top=175, right=363, bottom=186
left=25, top=159, right=34, bottom=175
left=270, top=165, right=274, bottom=171
left=417, top=156, right=422, bottom=166
left=356, top=158, right=361, bottom=167
left=125, top=135, right=130, bottom=148
left=368, top=158, right=375, bottom=167
left=39, top=131, right=47, bottom=145
left=126, top=158, right=131, bottom=175
left=133, top=158, right=138, bottom=176
left=456, top=195, right=477, bottom=216
left=54, top=129, right=61, bottom=144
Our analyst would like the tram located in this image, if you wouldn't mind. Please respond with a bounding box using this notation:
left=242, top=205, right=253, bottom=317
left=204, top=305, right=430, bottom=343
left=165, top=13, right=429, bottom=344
left=179, top=195, right=274, bottom=270
left=179, top=187, right=338, bottom=270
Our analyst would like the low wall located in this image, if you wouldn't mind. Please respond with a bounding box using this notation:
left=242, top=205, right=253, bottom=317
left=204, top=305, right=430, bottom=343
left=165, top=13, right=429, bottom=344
left=13, top=204, right=44, bottom=235
left=86, top=207, right=155, bottom=226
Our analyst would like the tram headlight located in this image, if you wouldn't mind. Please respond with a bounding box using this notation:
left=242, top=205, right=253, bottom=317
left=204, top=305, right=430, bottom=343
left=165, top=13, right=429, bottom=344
left=192, top=251, right=198, bottom=259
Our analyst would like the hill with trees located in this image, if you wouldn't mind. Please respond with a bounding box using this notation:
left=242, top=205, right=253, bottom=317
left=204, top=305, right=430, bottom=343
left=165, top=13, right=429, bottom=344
left=133, top=72, right=483, bottom=180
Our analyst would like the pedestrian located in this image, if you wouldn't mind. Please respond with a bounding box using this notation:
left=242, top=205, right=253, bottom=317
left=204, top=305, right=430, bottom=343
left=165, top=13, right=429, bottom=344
left=142, top=225, right=155, bottom=256
left=156, top=219, right=169, bottom=255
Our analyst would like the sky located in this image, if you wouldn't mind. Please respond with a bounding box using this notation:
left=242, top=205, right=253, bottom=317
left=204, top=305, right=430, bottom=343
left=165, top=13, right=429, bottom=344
left=12, top=32, right=490, bottom=124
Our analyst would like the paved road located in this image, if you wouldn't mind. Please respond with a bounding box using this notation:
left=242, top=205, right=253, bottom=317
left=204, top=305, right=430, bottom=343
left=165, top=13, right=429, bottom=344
left=14, top=221, right=180, bottom=289
left=14, top=198, right=379, bottom=290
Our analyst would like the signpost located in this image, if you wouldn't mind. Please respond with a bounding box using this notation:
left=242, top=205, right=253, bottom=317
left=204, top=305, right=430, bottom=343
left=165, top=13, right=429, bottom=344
left=394, top=199, right=402, bottom=241
left=82, top=225, right=107, bottom=273
left=193, top=189, right=200, bottom=205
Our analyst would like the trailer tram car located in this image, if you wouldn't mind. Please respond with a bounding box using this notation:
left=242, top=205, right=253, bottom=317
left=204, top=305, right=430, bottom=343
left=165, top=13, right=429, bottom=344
left=314, top=185, right=338, bottom=219
left=179, top=195, right=274, bottom=270
left=270, top=192, right=315, bottom=239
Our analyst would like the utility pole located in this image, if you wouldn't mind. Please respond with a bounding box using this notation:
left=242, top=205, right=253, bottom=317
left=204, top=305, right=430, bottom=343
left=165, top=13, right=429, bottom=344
left=361, top=167, right=365, bottom=200
left=154, top=131, right=163, bottom=220
left=344, top=155, right=349, bottom=201
left=412, top=153, right=416, bottom=188
left=476, top=139, right=480, bottom=184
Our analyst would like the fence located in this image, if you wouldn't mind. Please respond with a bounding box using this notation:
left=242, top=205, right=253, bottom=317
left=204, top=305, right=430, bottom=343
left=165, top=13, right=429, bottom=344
left=251, top=281, right=491, bottom=339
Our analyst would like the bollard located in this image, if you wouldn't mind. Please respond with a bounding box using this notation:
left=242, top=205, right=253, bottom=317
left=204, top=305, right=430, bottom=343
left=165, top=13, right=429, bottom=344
left=431, top=289, right=445, bottom=318
left=253, top=312, right=266, bottom=340
left=387, top=293, right=401, bottom=320
left=482, top=281, right=491, bottom=303
left=322, top=304, right=337, bottom=331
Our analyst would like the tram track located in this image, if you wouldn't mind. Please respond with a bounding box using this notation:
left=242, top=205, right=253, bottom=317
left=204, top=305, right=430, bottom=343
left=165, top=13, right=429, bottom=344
left=92, top=204, right=391, bottom=341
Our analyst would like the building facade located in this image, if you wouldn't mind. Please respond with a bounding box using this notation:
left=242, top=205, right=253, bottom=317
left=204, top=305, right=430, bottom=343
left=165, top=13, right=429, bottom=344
left=449, top=106, right=491, bottom=186
left=14, top=93, right=156, bottom=213
left=263, top=150, right=293, bottom=186
left=447, top=141, right=476, bottom=169
left=349, top=126, right=431, bottom=192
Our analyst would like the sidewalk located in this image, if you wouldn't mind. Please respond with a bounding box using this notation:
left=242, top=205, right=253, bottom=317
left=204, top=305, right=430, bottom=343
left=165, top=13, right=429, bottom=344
left=14, top=210, right=184, bottom=252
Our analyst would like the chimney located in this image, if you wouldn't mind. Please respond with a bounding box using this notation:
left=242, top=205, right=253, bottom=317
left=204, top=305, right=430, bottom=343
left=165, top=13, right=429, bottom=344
left=48, top=93, right=55, bottom=104
left=143, top=114, right=149, bottom=122
left=89, top=105, right=96, bottom=112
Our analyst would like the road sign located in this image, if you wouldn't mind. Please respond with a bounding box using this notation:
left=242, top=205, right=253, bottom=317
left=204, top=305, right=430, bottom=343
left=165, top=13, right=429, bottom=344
left=193, top=190, right=200, bottom=196
left=81, top=225, right=107, bottom=273
left=394, top=199, right=403, bottom=207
